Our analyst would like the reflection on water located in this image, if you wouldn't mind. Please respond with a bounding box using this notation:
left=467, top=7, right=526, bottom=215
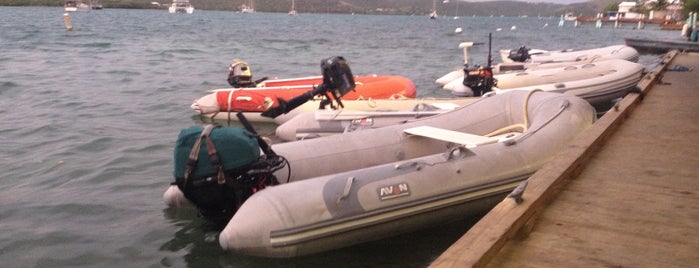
left=162, top=205, right=483, bottom=268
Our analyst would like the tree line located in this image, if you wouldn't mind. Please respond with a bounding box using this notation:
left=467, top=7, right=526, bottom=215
left=2, top=0, right=698, bottom=18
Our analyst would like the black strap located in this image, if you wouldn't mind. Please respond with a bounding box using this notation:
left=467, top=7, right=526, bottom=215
left=183, top=125, right=226, bottom=187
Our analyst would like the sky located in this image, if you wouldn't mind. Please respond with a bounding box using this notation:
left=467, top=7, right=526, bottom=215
left=459, top=0, right=589, bottom=4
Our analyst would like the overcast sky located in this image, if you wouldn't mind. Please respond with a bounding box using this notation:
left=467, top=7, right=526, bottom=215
left=459, top=0, right=588, bottom=4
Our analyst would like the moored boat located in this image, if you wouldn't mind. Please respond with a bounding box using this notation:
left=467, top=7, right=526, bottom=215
left=64, top=0, right=90, bottom=12
left=498, top=44, right=639, bottom=64
left=191, top=75, right=417, bottom=123
left=274, top=98, right=479, bottom=141
left=164, top=90, right=596, bottom=257
left=168, top=0, right=194, bottom=14
left=276, top=58, right=643, bottom=140
left=443, top=59, right=645, bottom=110
left=437, top=44, right=639, bottom=88
left=625, top=37, right=699, bottom=54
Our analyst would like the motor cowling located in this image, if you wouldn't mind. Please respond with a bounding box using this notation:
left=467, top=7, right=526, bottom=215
left=227, top=59, right=256, bottom=88
left=172, top=125, right=282, bottom=223
left=453, top=65, right=495, bottom=97
left=508, top=46, right=530, bottom=62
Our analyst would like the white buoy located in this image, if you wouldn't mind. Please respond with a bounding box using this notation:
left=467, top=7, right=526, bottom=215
left=496, top=28, right=502, bottom=31
left=510, top=25, right=517, bottom=31
left=63, top=13, right=73, bottom=31
left=455, top=27, right=462, bottom=33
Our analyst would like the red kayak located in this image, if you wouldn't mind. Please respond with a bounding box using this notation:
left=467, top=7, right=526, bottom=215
left=197, top=75, right=416, bottom=113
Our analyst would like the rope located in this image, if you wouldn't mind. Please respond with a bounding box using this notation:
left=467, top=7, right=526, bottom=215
left=485, top=89, right=542, bottom=137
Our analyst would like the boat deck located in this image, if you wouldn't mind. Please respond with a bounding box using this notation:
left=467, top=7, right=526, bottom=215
left=429, top=51, right=699, bottom=267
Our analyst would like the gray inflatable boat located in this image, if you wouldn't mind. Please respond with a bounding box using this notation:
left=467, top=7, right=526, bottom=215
left=209, top=90, right=595, bottom=257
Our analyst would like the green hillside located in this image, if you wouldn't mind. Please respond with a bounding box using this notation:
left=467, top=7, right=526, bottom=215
left=0, top=0, right=622, bottom=17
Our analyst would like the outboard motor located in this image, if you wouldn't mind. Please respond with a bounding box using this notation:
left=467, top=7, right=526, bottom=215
left=261, top=56, right=356, bottom=118
left=171, top=119, right=287, bottom=223
left=453, top=33, right=496, bottom=97
left=508, top=46, right=530, bottom=62
left=227, top=59, right=269, bottom=88
left=453, top=65, right=495, bottom=97
left=227, top=59, right=256, bottom=88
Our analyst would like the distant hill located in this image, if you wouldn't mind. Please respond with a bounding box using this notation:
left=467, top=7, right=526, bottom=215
left=187, top=0, right=616, bottom=17
left=2, top=0, right=620, bottom=17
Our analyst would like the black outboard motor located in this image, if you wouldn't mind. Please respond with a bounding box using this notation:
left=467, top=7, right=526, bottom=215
left=453, top=33, right=496, bottom=97
left=261, top=56, right=356, bottom=118
left=461, top=65, right=495, bottom=97
left=508, top=46, right=530, bottom=62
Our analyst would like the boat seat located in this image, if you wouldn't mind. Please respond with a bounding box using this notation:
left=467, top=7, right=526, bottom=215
left=403, top=126, right=500, bottom=148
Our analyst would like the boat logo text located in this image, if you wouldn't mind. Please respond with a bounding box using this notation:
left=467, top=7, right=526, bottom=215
left=378, top=183, right=410, bottom=201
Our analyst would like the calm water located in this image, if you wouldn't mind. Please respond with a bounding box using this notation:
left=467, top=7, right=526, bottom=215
left=0, top=6, right=678, bottom=267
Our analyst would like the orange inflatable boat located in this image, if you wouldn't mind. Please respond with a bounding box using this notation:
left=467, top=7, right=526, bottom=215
left=194, top=75, right=416, bottom=113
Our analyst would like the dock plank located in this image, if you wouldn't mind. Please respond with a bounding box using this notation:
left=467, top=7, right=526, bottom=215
left=430, top=51, right=699, bottom=267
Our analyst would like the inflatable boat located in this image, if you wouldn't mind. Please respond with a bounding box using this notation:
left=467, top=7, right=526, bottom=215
left=436, top=44, right=639, bottom=87
left=499, top=44, right=640, bottom=64
left=624, top=37, right=699, bottom=54
left=277, top=59, right=642, bottom=141
left=444, top=59, right=644, bottom=108
left=164, top=90, right=596, bottom=257
left=273, top=98, right=477, bottom=141
left=191, top=74, right=416, bottom=123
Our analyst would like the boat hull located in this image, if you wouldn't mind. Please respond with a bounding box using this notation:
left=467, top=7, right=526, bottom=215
left=498, top=44, right=639, bottom=64
left=274, top=98, right=478, bottom=141
left=210, top=91, right=596, bottom=257
left=191, top=75, right=416, bottom=123
left=625, top=37, right=699, bottom=54
left=443, top=59, right=644, bottom=110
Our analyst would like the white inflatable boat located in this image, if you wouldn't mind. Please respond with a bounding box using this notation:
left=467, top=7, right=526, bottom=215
left=165, top=90, right=596, bottom=257
left=276, top=59, right=642, bottom=141
left=436, top=44, right=640, bottom=87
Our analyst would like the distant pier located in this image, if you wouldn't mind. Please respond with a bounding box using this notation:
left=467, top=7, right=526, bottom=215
left=430, top=50, right=699, bottom=267
left=562, top=15, right=684, bottom=30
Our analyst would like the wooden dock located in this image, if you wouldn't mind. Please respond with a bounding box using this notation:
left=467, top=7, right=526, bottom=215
left=430, top=51, right=699, bottom=267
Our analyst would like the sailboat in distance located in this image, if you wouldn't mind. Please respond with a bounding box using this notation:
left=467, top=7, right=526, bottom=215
left=289, top=0, right=297, bottom=15
left=430, top=0, right=438, bottom=19
left=241, top=0, right=254, bottom=13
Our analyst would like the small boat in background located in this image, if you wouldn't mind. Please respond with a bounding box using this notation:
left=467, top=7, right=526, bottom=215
left=625, top=37, right=699, bottom=54
left=241, top=0, right=255, bottom=13
left=91, top=0, right=102, bottom=9
left=564, top=12, right=577, bottom=21
left=288, top=0, right=297, bottom=15
left=64, top=0, right=90, bottom=12
left=168, top=0, right=194, bottom=14
left=499, top=44, right=639, bottom=64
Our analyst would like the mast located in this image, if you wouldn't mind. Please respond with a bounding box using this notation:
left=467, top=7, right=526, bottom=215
left=430, top=0, right=438, bottom=19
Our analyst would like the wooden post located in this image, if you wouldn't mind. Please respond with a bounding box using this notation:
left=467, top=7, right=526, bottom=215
left=63, top=13, right=73, bottom=31
left=558, top=14, right=564, bottom=27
